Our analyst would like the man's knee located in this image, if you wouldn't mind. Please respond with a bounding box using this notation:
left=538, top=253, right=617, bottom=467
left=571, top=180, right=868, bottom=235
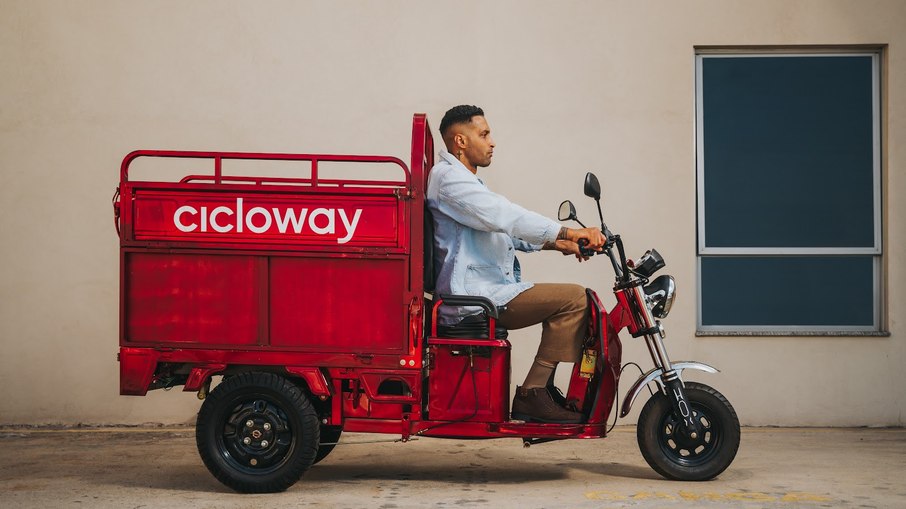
left=563, top=283, right=587, bottom=312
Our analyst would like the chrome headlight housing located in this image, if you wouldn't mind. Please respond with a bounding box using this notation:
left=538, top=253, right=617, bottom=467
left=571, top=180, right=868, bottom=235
left=643, top=275, right=676, bottom=319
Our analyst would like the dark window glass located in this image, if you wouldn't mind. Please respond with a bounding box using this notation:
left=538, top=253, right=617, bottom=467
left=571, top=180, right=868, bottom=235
left=701, top=256, right=874, bottom=327
left=702, top=56, right=875, bottom=248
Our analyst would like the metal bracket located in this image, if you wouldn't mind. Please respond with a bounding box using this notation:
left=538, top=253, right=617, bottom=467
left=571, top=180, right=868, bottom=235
left=394, top=188, right=415, bottom=200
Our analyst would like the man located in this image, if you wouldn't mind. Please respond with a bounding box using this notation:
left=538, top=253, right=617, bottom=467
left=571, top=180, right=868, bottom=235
left=426, top=105, right=606, bottom=424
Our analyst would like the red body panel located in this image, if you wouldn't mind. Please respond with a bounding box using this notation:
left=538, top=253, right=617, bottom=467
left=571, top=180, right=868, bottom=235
left=125, top=252, right=261, bottom=345
left=427, top=338, right=511, bottom=422
left=267, top=256, right=408, bottom=352
left=119, top=348, right=159, bottom=396
left=116, top=114, right=629, bottom=441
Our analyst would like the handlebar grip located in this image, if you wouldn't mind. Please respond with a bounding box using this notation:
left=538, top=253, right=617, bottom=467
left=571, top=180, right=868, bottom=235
left=577, top=239, right=596, bottom=257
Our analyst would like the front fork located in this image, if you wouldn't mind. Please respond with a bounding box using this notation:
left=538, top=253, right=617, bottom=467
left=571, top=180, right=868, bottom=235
left=644, top=330, right=700, bottom=438
left=626, top=285, right=701, bottom=437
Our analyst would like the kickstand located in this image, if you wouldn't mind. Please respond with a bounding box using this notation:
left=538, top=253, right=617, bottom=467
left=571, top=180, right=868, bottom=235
left=522, top=437, right=560, bottom=448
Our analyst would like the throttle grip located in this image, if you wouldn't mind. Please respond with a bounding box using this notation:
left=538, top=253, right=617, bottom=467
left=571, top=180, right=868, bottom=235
left=577, top=238, right=596, bottom=257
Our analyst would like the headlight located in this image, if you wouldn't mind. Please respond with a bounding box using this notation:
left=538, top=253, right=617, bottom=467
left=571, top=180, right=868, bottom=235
left=643, top=275, right=676, bottom=319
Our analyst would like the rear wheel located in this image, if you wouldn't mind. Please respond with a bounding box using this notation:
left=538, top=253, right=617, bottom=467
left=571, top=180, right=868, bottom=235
left=637, top=381, right=740, bottom=481
left=196, top=372, right=319, bottom=493
left=313, top=426, right=343, bottom=465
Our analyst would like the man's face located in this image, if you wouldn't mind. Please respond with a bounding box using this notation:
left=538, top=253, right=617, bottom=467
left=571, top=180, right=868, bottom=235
left=458, top=115, right=495, bottom=170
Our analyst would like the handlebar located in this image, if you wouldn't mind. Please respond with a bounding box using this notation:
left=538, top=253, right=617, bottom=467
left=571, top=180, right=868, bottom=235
left=577, top=239, right=597, bottom=257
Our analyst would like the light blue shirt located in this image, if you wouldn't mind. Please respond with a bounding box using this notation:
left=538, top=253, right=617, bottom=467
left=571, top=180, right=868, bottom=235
left=426, top=150, right=562, bottom=324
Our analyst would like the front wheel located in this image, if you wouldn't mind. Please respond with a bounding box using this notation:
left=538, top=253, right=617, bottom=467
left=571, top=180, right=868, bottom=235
left=195, top=372, right=320, bottom=493
left=637, top=381, right=740, bottom=481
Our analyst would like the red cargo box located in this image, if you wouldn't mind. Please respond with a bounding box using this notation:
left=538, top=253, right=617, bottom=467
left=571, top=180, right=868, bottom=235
left=115, top=115, right=434, bottom=396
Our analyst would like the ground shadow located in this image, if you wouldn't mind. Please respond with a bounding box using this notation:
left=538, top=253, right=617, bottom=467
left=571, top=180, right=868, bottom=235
left=96, top=455, right=661, bottom=493
left=2, top=432, right=662, bottom=494
left=304, top=463, right=568, bottom=484
left=558, top=461, right=663, bottom=480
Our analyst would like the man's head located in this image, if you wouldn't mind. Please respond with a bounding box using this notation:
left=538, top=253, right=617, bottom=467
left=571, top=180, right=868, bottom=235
left=439, top=105, right=495, bottom=174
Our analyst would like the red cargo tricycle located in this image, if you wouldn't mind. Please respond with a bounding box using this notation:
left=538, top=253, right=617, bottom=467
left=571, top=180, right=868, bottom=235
left=114, top=114, right=739, bottom=493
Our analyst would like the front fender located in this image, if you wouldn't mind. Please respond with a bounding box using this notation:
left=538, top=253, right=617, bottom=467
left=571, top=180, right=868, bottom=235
left=619, top=361, right=719, bottom=418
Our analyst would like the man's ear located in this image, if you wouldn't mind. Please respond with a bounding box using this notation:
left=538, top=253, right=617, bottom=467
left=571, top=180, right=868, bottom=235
left=455, top=133, right=467, bottom=148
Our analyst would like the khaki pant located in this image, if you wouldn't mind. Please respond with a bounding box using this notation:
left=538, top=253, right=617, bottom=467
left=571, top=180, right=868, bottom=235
left=497, top=283, right=588, bottom=363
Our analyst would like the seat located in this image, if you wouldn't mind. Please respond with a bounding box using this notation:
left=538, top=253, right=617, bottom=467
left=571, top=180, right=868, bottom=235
left=423, top=205, right=508, bottom=340
left=432, top=294, right=508, bottom=340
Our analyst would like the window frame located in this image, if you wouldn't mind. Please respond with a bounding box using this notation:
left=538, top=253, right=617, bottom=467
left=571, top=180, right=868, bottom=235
left=694, top=49, right=883, bottom=335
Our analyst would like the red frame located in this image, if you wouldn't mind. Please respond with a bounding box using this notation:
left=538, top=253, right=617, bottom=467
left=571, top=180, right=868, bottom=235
left=116, top=114, right=626, bottom=441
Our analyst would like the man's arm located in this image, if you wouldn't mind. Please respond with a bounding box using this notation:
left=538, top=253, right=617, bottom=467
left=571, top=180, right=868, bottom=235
left=434, top=170, right=561, bottom=245
left=543, top=226, right=606, bottom=248
left=511, top=237, right=540, bottom=252
left=433, top=168, right=607, bottom=249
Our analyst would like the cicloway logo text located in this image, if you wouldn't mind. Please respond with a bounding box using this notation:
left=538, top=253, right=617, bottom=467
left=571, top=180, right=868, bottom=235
left=173, top=198, right=363, bottom=244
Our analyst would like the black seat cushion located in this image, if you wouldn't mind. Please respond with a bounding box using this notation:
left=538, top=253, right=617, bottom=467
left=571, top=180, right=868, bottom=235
left=436, top=313, right=508, bottom=340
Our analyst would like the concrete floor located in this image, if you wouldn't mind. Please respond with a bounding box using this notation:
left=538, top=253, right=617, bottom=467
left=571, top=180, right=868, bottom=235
left=1, top=426, right=904, bottom=509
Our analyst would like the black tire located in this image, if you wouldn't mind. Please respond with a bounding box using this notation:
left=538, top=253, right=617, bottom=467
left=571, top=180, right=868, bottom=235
left=196, top=372, right=319, bottom=493
left=637, top=381, right=740, bottom=481
left=313, top=426, right=343, bottom=465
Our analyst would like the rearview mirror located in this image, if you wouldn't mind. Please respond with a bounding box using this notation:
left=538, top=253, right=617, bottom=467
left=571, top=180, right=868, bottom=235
left=584, top=172, right=601, bottom=201
left=558, top=200, right=577, bottom=222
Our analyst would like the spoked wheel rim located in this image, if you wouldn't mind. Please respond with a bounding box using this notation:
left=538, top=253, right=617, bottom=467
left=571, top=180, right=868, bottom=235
left=656, top=401, right=723, bottom=468
left=217, top=395, right=297, bottom=475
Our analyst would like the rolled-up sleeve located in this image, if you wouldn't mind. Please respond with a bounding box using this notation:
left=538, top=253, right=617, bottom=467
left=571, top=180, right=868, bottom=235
left=511, top=237, right=541, bottom=252
left=435, top=170, right=560, bottom=246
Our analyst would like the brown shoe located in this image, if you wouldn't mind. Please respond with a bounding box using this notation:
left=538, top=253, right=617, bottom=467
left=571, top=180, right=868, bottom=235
left=512, top=386, right=584, bottom=424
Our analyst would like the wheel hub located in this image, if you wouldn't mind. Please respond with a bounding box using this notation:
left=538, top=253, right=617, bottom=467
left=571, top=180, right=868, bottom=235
left=670, top=413, right=707, bottom=449
left=659, top=406, right=718, bottom=465
left=240, top=418, right=274, bottom=449
left=223, top=399, right=294, bottom=471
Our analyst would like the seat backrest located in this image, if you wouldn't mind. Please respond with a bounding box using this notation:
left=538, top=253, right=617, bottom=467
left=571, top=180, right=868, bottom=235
left=423, top=204, right=437, bottom=293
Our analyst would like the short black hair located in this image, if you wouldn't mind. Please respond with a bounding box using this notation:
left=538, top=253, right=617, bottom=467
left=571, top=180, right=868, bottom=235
left=439, top=105, right=484, bottom=137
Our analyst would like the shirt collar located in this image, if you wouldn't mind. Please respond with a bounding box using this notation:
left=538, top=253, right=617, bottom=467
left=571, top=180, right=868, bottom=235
left=439, top=150, right=482, bottom=182
left=439, top=150, right=463, bottom=168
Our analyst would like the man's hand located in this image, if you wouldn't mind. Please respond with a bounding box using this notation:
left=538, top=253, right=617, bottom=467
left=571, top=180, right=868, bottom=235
left=542, top=227, right=606, bottom=261
left=552, top=240, right=592, bottom=262
left=562, top=226, right=606, bottom=251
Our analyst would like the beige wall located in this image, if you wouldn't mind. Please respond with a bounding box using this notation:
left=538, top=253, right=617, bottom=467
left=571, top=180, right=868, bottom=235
left=1, top=0, right=903, bottom=426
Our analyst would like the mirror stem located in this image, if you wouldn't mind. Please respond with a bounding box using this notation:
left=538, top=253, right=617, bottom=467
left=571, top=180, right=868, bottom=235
left=595, top=200, right=605, bottom=230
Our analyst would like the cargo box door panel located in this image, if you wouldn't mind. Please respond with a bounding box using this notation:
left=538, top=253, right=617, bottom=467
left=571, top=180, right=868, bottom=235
left=124, top=253, right=260, bottom=345
left=269, top=256, right=407, bottom=352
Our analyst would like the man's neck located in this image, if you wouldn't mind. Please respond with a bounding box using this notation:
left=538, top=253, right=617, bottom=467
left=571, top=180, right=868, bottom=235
left=446, top=150, right=478, bottom=174
left=459, top=155, right=478, bottom=174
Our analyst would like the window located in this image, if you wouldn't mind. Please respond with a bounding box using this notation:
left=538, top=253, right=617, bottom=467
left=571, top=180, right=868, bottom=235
left=695, top=50, right=882, bottom=334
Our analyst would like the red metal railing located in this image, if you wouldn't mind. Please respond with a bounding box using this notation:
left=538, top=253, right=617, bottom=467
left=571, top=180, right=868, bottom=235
left=120, top=150, right=411, bottom=188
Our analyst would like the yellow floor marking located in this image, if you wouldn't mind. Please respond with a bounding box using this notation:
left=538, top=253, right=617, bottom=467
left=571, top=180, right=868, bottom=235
left=724, top=492, right=778, bottom=502
left=585, top=490, right=626, bottom=501
left=678, top=491, right=724, bottom=501
left=781, top=492, right=833, bottom=502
